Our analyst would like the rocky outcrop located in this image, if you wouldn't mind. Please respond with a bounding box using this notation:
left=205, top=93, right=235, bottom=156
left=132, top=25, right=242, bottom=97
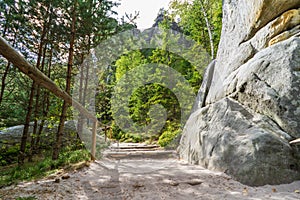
left=192, top=60, right=215, bottom=112
left=179, top=0, right=300, bottom=186
left=0, top=121, right=78, bottom=148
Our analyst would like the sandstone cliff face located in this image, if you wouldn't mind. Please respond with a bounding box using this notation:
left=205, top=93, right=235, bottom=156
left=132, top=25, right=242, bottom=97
left=179, top=0, right=300, bottom=186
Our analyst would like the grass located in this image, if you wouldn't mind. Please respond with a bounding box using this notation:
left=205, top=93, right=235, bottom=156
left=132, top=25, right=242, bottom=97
left=15, top=197, right=37, bottom=200
left=0, top=147, right=91, bottom=188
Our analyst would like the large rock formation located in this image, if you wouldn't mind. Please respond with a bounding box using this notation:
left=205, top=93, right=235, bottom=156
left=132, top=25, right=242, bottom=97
left=178, top=0, right=300, bottom=186
left=0, top=121, right=79, bottom=148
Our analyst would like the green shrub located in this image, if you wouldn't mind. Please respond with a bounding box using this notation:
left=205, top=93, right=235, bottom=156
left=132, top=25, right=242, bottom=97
left=0, top=144, right=20, bottom=166
left=119, top=133, right=143, bottom=143
left=111, top=121, right=125, bottom=140
left=158, top=129, right=181, bottom=147
left=0, top=146, right=90, bottom=187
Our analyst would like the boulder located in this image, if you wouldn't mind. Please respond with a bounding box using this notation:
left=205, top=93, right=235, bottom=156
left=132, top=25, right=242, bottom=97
left=179, top=97, right=300, bottom=186
left=0, top=121, right=78, bottom=148
left=179, top=0, right=300, bottom=186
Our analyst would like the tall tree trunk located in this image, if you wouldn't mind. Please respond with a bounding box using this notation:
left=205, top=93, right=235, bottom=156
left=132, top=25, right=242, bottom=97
left=77, top=0, right=93, bottom=139
left=28, top=86, right=40, bottom=163
left=29, top=3, right=53, bottom=161
left=200, top=0, right=215, bottom=59
left=18, top=82, right=35, bottom=165
left=78, top=35, right=91, bottom=137
left=35, top=46, right=53, bottom=148
left=28, top=42, right=48, bottom=161
left=0, top=30, right=17, bottom=105
left=77, top=54, right=85, bottom=138
left=18, top=9, right=49, bottom=164
left=0, top=62, right=11, bottom=105
left=52, top=1, right=77, bottom=160
left=35, top=90, right=49, bottom=149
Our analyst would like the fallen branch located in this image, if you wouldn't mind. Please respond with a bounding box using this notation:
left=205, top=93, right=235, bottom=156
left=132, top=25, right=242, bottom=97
left=289, top=138, right=300, bottom=144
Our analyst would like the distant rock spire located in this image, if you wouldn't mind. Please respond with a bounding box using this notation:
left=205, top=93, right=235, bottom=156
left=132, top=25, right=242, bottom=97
left=152, top=8, right=166, bottom=27
left=151, top=8, right=181, bottom=32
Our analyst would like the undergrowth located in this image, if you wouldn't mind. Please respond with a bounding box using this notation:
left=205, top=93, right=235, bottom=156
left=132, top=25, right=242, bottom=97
left=0, top=146, right=90, bottom=188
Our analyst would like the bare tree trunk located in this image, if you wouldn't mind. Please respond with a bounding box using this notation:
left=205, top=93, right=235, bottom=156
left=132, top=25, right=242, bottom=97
left=77, top=54, right=85, bottom=138
left=18, top=83, right=35, bottom=165
left=28, top=42, right=48, bottom=162
left=18, top=7, right=49, bottom=164
left=28, top=85, right=40, bottom=163
left=0, top=6, right=12, bottom=105
left=35, top=91, right=49, bottom=148
left=0, top=62, right=11, bottom=105
left=52, top=1, right=77, bottom=160
left=0, top=31, right=17, bottom=105
left=35, top=46, right=53, bottom=149
left=77, top=35, right=91, bottom=138
left=199, top=0, right=215, bottom=59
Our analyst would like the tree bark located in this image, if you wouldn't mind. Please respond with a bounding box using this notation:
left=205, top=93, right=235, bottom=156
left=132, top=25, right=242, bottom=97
left=19, top=5, right=51, bottom=163
left=0, top=62, right=11, bottom=105
left=199, top=0, right=215, bottom=59
left=35, top=46, right=53, bottom=149
left=28, top=42, right=48, bottom=161
left=18, top=83, right=35, bottom=165
left=77, top=53, right=85, bottom=139
left=52, top=0, right=77, bottom=160
left=0, top=24, right=17, bottom=105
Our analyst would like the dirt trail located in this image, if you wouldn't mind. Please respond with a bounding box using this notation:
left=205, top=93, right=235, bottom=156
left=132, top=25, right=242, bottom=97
left=1, top=144, right=300, bottom=200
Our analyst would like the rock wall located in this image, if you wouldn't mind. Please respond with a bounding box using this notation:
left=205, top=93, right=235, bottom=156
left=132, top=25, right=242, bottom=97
left=179, top=0, right=300, bottom=186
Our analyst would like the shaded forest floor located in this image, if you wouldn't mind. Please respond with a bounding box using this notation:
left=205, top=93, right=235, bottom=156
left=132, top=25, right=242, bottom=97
left=1, top=145, right=300, bottom=200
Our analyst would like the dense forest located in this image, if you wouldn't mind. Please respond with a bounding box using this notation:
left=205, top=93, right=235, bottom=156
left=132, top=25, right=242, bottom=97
left=0, top=0, right=222, bottom=186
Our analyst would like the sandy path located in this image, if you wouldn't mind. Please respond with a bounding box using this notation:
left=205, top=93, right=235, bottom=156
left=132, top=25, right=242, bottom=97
left=1, top=157, right=300, bottom=200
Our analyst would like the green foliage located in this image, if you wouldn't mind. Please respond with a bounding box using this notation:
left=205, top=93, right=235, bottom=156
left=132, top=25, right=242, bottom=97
left=112, top=46, right=201, bottom=142
left=0, top=72, right=31, bottom=127
left=169, top=0, right=222, bottom=57
left=106, top=11, right=205, bottom=143
left=129, top=83, right=180, bottom=126
left=0, top=0, right=139, bottom=165
left=111, top=121, right=125, bottom=140
left=0, top=143, right=32, bottom=166
left=0, top=146, right=90, bottom=187
left=115, top=51, right=148, bottom=81
left=0, top=145, right=19, bottom=166
left=119, top=133, right=143, bottom=143
left=15, top=197, right=37, bottom=200
left=158, top=129, right=181, bottom=147
left=96, top=79, right=114, bottom=124
left=0, top=0, right=223, bottom=172
left=158, top=121, right=181, bottom=147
